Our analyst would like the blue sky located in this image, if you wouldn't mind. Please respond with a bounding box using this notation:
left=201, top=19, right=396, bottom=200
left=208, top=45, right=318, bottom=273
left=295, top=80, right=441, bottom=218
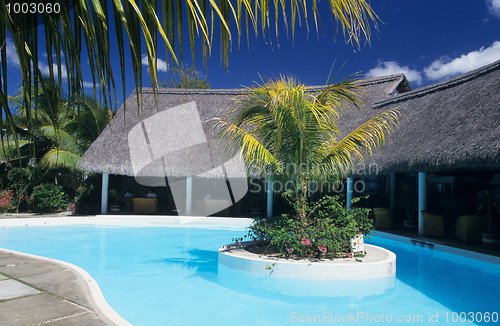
left=3, top=0, right=500, bottom=108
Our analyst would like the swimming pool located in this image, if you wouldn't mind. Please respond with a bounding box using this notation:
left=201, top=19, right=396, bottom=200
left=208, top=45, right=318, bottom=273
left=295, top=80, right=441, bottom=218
left=1, top=216, right=499, bottom=326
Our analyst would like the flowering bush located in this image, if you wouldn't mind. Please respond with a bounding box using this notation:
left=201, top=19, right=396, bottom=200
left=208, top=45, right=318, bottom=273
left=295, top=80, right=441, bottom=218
left=28, top=183, right=68, bottom=213
left=0, top=189, right=17, bottom=213
left=244, top=193, right=373, bottom=259
left=73, top=185, right=100, bottom=214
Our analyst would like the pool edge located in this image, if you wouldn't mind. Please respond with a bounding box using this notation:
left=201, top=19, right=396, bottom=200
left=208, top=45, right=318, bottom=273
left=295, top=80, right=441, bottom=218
left=0, top=247, right=133, bottom=326
left=373, top=231, right=500, bottom=265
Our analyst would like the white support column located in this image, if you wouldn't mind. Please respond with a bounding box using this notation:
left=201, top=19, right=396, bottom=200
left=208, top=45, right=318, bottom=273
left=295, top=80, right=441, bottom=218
left=267, top=178, right=273, bottom=217
left=418, top=172, right=427, bottom=235
left=101, top=173, right=109, bottom=215
left=186, top=176, right=193, bottom=216
left=390, top=173, right=396, bottom=209
left=346, top=177, right=354, bottom=210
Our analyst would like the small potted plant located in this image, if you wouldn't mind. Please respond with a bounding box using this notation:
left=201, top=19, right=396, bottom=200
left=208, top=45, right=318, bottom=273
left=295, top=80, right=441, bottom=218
left=108, top=189, right=123, bottom=213
left=477, top=188, right=500, bottom=249
left=397, top=181, right=418, bottom=231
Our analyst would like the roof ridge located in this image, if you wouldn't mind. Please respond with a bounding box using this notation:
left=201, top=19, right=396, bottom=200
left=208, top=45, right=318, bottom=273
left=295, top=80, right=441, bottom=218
left=373, top=59, right=500, bottom=109
left=133, top=74, right=408, bottom=96
left=137, top=88, right=247, bottom=95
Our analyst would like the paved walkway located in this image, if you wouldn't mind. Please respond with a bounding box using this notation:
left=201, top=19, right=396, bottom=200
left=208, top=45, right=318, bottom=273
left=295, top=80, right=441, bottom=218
left=0, top=249, right=114, bottom=326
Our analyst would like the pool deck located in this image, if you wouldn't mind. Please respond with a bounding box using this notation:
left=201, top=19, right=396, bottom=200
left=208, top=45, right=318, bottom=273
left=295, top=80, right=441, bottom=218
left=0, top=249, right=117, bottom=326
left=1, top=213, right=500, bottom=326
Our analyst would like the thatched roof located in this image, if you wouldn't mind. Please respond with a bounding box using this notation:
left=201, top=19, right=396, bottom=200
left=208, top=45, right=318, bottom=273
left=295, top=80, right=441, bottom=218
left=79, top=75, right=410, bottom=177
left=359, top=59, right=500, bottom=174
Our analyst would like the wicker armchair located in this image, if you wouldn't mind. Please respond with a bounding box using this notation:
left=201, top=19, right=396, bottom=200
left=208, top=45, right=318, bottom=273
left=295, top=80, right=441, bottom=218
left=373, top=208, right=393, bottom=229
left=421, top=211, right=445, bottom=237
left=456, top=215, right=486, bottom=244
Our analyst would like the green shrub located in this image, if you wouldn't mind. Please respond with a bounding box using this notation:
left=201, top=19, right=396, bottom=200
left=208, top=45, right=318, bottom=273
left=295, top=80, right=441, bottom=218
left=29, top=183, right=68, bottom=213
left=7, top=166, right=45, bottom=199
left=244, top=192, right=373, bottom=259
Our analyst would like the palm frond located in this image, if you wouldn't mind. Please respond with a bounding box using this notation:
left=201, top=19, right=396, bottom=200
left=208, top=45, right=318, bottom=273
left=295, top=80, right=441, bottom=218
left=0, top=140, right=30, bottom=159
left=41, top=148, right=82, bottom=171
left=321, top=108, right=400, bottom=175
left=211, top=117, right=280, bottom=174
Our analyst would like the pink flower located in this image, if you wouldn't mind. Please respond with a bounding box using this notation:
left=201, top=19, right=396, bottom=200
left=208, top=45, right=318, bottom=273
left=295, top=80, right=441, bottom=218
left=318, top=245, right=327, bottom=253
left=57, top=209, right=61, bottom=212
left=346, top=253, right=353, bottom=258
left=301, top=238, right=311, bottom=246
left=286, top=247, right=294, bottom=253
left=36, top=185, right=40, bottom=188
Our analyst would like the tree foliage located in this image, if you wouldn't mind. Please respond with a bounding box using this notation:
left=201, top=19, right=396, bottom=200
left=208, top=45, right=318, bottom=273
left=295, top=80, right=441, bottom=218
left=212, top=76, right=399, bottom=219
left=160, top=66, right=210, bottom=89
left=2, top=77, right=112, bottom=171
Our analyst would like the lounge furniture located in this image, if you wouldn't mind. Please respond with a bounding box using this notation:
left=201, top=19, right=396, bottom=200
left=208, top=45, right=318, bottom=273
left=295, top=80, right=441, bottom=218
left=132, top=198, right=159, bottom=214
left=373, top=208, right=393, bottom=229
left=421, top=211, right=445, bottom=237
left=456, top=215, right=486, bottom=244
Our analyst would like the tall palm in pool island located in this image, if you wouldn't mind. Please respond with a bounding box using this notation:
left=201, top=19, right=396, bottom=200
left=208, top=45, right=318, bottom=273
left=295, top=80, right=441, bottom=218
left=213, top=77, right=399, bottom=259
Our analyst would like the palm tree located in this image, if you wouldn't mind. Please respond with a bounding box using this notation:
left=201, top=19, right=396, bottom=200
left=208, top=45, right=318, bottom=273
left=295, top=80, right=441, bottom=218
left=6, top=79, right=111, bottom=171
left=0, top=0, right=380, bottom=153
left=212, top=76, right=399, bottom=219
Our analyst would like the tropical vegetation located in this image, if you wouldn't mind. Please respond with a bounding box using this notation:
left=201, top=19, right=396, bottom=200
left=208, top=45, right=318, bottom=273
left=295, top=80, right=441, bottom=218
left=5, top=77, right=112, bottom=171
left=0, top=78, right=112, bottom=213
left=215, top=76, right=399, bottom=258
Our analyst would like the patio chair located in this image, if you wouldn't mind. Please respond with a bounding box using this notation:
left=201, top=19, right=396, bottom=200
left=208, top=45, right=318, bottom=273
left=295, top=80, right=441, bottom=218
left=421, top=211, right=445, bottom=237
left=456, top=215, right=486, bottom=244
left=373, top=208, right=393, bottom=229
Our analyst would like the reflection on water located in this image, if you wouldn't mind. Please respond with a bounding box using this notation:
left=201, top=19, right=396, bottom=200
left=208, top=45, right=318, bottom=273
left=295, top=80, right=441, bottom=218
left=218, top=264, right=396, bottom=300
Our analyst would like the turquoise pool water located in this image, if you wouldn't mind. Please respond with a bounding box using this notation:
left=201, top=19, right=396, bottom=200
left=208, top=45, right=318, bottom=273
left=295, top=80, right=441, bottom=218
left=1, top=223, right=499, bottom=326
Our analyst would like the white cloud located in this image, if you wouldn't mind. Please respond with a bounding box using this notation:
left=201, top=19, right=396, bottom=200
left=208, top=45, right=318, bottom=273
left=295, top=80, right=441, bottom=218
left=82, top=81, right=94, bottom=89
left=141, top=54, right=168, bottom=72
left=424, top=41, right=500, bottom=80
left=487, top=0, right=500, bottom=17
left=365, top=61, right=423, bottom=85
left=2, top=39, right=20, bottom=67
left=38, top=61, right=68, bottom=79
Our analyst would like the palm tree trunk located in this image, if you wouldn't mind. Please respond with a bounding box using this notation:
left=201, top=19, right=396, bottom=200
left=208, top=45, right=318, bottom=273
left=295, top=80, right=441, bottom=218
left=296, top=174, right=310, bottom=221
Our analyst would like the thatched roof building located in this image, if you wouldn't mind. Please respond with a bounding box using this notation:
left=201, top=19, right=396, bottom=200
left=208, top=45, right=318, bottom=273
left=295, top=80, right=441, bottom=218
left=79, top=74, right=410, bottom=177
left=361, top=59, right=500, bottom=174
left=80, top=59, right=500, bottom=178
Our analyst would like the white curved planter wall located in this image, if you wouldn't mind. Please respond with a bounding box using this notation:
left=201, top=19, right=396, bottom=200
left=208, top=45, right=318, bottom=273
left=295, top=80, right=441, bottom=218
left=218, top=241, right=396, bottom=297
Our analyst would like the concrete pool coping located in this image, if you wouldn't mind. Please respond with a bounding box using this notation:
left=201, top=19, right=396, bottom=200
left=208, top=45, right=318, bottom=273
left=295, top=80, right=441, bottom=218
left=0, top=248, right=130, bottom=326
left=1, top=214, right=500, bottom=326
